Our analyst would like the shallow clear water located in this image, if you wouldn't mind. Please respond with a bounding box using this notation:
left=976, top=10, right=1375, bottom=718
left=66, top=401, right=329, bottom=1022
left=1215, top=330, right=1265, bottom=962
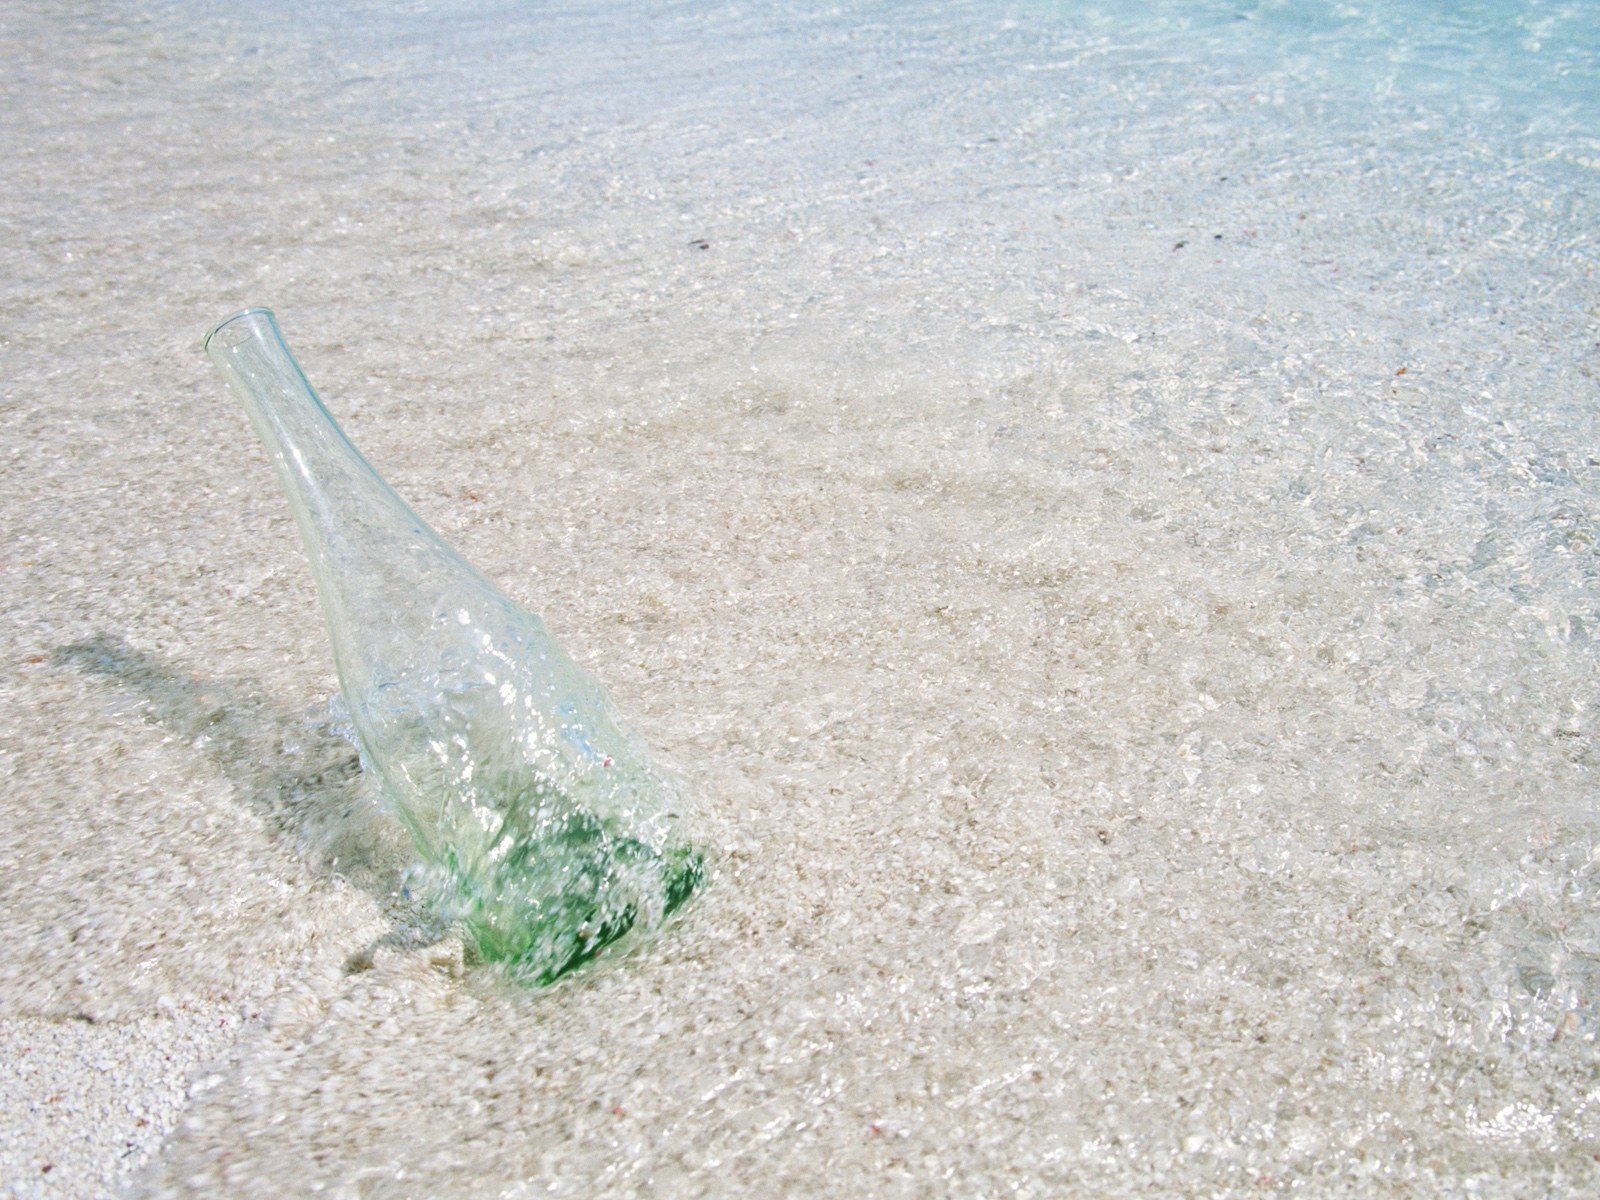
left=2, top=0, right=1598, bottom=1196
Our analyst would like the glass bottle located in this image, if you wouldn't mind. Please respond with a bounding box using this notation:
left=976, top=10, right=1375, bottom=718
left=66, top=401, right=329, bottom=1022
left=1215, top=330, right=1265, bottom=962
left=204, top=309, right=702, bottom=985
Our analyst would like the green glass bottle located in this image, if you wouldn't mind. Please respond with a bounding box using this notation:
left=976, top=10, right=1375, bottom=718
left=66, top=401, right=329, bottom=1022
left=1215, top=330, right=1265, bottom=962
left=205, top=309, right=702, bottom=985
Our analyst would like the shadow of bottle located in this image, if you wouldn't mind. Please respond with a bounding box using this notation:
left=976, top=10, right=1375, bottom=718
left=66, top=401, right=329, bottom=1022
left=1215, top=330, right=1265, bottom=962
left=51, top=633, right=449, bottom=973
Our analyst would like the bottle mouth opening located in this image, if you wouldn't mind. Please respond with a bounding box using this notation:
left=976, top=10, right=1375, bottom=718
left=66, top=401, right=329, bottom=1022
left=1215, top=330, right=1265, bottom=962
left=204, top=308, right=275, bottom=354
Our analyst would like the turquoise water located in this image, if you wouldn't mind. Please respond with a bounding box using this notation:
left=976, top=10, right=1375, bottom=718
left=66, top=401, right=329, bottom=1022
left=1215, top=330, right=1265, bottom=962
left=2, top=0, right=1599, bottom=1195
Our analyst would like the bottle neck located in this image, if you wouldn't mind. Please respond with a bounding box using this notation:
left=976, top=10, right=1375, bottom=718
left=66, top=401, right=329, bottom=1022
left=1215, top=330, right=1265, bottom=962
left=206, top=310, right=374, bottom=527
left=206, top=309, right=482, bottom=694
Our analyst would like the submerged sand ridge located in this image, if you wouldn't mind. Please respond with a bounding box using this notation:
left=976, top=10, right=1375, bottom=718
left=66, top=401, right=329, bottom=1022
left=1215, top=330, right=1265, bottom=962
left=3, top=0, right=1600, bottom=1196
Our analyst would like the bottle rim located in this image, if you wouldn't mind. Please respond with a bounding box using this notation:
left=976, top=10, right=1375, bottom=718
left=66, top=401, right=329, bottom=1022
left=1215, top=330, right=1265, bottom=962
left=203, top=307, right=276, bottom=354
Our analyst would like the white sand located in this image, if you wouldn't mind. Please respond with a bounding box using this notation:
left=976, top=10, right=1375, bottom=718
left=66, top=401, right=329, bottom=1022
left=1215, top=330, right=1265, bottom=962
left=3, top=1, right=1600, bottom=1196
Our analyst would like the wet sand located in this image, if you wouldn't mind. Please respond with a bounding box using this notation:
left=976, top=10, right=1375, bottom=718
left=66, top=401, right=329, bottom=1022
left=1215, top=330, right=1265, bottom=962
left=3, top=2, right=1600, bottom=1196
